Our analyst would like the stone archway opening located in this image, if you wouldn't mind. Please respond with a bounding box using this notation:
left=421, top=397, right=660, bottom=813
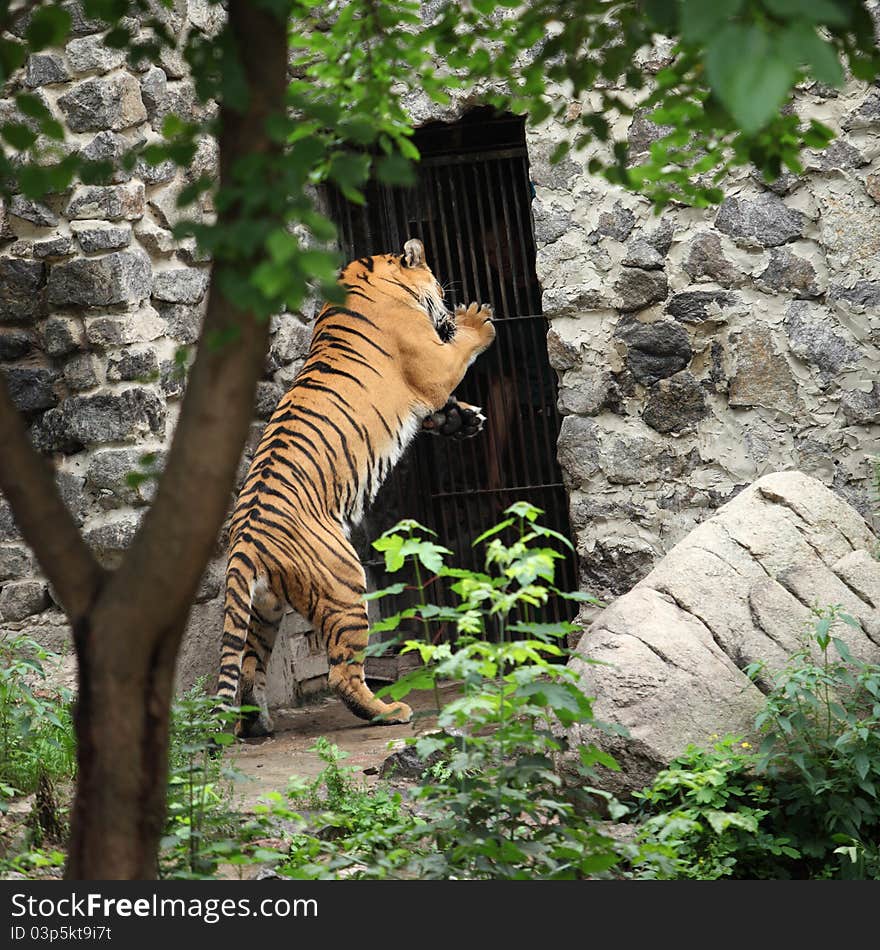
left=326, top=108, right=577, bottom=661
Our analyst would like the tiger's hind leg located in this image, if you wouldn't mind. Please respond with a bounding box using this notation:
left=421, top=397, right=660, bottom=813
left=314, top=580, right=412, bottom=725
left=238, top=586, right=284, bottom=738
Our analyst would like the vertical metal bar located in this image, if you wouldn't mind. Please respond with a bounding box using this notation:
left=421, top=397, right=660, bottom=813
left=431, top=165, right=458, bottom=306
left=421, top=165, right=443, bottom=282
left=497, top=158, right=526, bottom=318
left=495, top=155, right=540, bottom=489
left=531, top=316, right=559, bottom=481
left=454, top=161, right=484, bottom=304
left=447, top=165, right=472, bottom=304
left=509, top=155, right=536, bottom=315
left=481, top=160, right=512, bottom=320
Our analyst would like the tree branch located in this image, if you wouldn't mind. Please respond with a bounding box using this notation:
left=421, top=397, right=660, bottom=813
left=0, top=376, right=105, bottom=621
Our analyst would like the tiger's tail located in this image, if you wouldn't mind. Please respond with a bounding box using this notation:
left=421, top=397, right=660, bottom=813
left=215, top=554, right=256, bottom=726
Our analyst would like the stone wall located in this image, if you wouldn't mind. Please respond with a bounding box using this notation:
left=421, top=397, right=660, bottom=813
left=0, top=2, right=327, bottom=703
left=529, top=74, right=880, bottom=600
left=1, top=12, right=879, bottom=704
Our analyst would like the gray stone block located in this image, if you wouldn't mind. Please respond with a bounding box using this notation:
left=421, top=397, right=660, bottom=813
left=86, top=447, right=163, bottom=508
left=156, top=302, right=202, bottom=343
left=84, top=305, right=165, bottom=347
left=757, top=247, right=823, bottom=298
left=66, top=182, right=145, bottom=221
left=0, top=501, right=20, bottom=541
left=0, top=545, right=33, bottom=582
left=729, top=323, right=801, bottom=413
left=58, top=73, right=147, bottom=132
left=41, top=316, right=85, bottom=357
left=0, top=258, right=46, bottom=324
left=715, top=193, right=804, bottom=248
left=152, top=267, right=210, bottom=304
left=30, top=387, right=166, bottom=453
left=65, top=34, right=126, bottom=74
left=841, top=385, right=880, bottom=426
left=666, top=289, right=738, bottom=324
left=614, top=268, right=668, bottom=312
left=617, top=318, right=692, bottom=385
left=0, top=581, right=49, bottom=621
left=106, top=348, right=158, bottom=382
left=785, top=301, right=862, bottom=379
left=2, top=365, right=59, bottom=412
left=8, top=196, right=58, bottom=227
left=62, top=353, right=100, bottom=391
left=25, top=53, right=70, bottom=87
left=71, top=221, right=132, bottom=252
left=0, top=329, right=34, bottom=361
left=642, top=372, right=707, bottom=434
left=682, top=231, right=741, bottom=285
left=32, top=237, right=74, bottom=260
left=47, top=250, right=152, bottom=307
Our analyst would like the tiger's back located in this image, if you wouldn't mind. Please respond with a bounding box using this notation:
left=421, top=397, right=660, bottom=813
left=217, top=238, right=495, bottom=733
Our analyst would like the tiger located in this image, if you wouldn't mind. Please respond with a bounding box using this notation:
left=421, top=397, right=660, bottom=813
left=216, top=237, right=496, bottom=735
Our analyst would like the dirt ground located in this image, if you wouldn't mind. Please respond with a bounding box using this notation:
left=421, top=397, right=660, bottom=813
left=230, top=683, right=460, bottom=808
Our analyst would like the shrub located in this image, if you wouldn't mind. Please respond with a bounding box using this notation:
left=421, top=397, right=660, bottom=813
left=634, top=607, right=880, bottom=879
left=361, top=503, right=631, bottom=879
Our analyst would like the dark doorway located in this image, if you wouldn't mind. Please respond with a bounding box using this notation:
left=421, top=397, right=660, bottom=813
left=325, top=109, right=577, bottom=644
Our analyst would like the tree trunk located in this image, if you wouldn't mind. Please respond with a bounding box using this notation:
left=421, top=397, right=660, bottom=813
left=0, top=0, right=289, bottom=879
left=66, top=614, right=183, bottom=878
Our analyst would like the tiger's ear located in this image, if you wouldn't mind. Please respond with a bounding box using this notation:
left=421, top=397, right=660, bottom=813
left=402, top=238, right=425, bottom=268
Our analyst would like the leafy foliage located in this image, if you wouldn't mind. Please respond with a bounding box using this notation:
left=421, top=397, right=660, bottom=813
left=0, top=634, right=75, bottom=799
left=0, top=0, right=877, bottom=330
left=159, top=680, right=256, bottom=878
left=747, top=606, right=880, bottom=878
left=632, top=736, right=800, bottom=879
left=634, top=608, right=880, bottom=879
left=359, top=504, right=631, bottom=879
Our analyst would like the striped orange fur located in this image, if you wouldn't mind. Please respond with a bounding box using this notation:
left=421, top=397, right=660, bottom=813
left=216, top=238, right=495, bottom=734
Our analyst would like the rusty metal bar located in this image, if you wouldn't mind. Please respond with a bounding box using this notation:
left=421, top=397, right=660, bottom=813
left=454, top=161, right=485, bottom=304
left=420, top=146, right=528, bottom=166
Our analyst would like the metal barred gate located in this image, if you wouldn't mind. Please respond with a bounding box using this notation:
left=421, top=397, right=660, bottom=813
left=326, top=111, right=577, bottom=650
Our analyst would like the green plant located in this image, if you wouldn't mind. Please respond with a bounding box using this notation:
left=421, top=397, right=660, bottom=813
left=748, top=606, right=880, bottom=878
left=635, top=608, right=880, bottom=880
left=362, top=503, right=632, bottom=879
left=159, top=681, right=253, bottom=879
left=271, top=738, right=414, bottom=879
left=632, top=736, right=799, bottom=879
left=0, top=634, right=76, bottom=796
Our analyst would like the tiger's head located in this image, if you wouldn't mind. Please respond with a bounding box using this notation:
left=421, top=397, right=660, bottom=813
left=340, top=238, right=455, bottom=341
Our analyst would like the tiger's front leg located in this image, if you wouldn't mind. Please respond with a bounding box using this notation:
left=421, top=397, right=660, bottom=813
left=421, top=395, right=486, bottom=440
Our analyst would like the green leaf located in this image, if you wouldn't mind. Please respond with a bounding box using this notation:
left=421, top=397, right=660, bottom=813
left=362, top=582, right=407, bottom=602
left=680, top=0, right=745, bottom=45
left=15, top=93, right=52, bottom=121
left=706, top=24, right=796, bottom=134
left=763, top=0, right=850, bottom=26
left=705, top=809, right=758, bottom=834
left=854, top=751, right=870, bottom=781
left=2, top=123, right=37, bottom=150
left=375, top=153, right=416, bottom=187
left=25, top=5, right=73, bottom=51
left=643, top=0, right=679, bottom=34
left=778, top=21, right=843, bottom=87
left=472, top=518, right=514, bottom=546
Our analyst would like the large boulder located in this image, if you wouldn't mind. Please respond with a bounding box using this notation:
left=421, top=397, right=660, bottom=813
left=568, top=471, right=880, bottom=796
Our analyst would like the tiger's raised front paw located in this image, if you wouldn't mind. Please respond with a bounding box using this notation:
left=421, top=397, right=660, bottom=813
left=455, top=302, right=495, bottom=350
left=455, top=301, right=493, bottom=329
left=422, top=397, right=486, bottom=439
